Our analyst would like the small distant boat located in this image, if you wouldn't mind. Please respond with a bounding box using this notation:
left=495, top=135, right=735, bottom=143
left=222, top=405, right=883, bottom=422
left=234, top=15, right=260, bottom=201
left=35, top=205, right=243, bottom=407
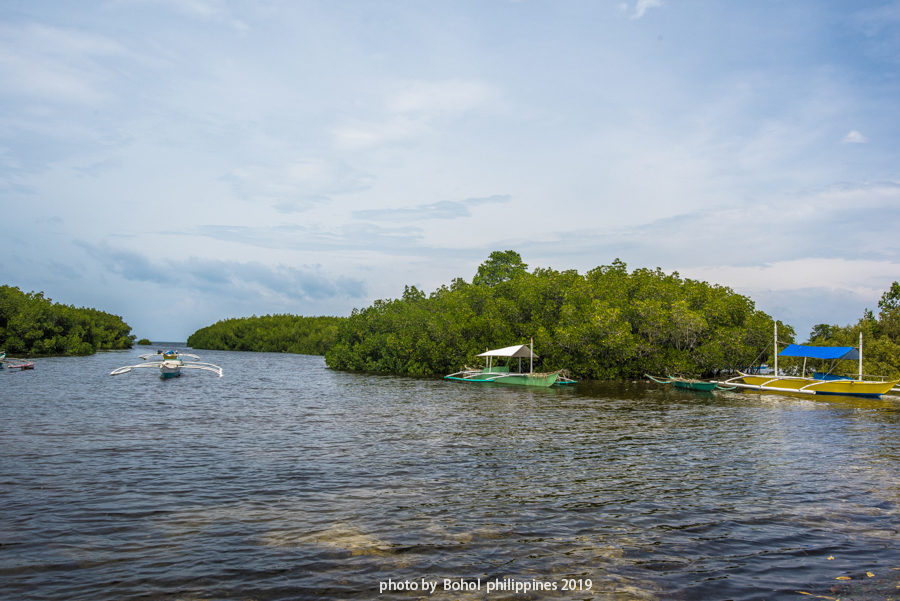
left=646, top=374, right=735, bottom=391
left=111, top=350, right=222, bottom=378
left=0, top=351, right=35, bottom=371
left=445, top=341, right=577, bottom=387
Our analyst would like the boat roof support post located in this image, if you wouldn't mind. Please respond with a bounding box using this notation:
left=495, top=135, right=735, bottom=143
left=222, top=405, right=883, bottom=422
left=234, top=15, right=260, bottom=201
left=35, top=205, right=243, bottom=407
left=859, top=331, right=863, bottom=381
left=774, top=322, right=778, bottom=376
left=530, top=338, right=534, bottom=374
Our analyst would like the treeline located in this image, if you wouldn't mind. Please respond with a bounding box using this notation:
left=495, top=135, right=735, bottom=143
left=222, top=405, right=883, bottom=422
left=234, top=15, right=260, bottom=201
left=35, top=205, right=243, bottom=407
left=324, top=251, right=791, bottom=379
left=0, top=285, right=135, bottom=356
left=186, top=314, right=343, bottom=355
left=804, top=283, right=900, bottom=379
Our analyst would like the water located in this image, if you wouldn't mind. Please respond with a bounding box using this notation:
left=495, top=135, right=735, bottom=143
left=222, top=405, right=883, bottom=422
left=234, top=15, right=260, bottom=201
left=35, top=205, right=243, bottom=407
left=2, top=348, right=900, bottom=600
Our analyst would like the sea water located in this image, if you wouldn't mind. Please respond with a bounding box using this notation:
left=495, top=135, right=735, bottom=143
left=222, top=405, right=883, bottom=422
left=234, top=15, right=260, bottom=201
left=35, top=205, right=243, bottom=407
left=2, top=348, right=900, bottom=600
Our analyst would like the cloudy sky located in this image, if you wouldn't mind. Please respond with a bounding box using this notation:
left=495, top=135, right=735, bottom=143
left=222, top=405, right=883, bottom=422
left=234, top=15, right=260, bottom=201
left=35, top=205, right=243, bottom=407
left=2, top=0, right=899, bottom=341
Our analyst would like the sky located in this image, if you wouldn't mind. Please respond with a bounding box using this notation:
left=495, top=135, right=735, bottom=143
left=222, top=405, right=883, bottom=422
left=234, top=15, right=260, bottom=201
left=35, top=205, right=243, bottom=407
left=1, top=0, right=900, bottom=341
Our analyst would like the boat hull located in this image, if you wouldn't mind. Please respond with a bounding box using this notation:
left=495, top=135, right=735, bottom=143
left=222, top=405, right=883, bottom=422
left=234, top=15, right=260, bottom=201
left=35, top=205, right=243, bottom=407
left=739, top=374, right=898, bottom=397
left=445, top=373, right=560, bottom=387
left=646, top=374, right=722, bottom=391
left=672, top=380, right=719, bottom=391
left=160, top=361, right=182, bottom=378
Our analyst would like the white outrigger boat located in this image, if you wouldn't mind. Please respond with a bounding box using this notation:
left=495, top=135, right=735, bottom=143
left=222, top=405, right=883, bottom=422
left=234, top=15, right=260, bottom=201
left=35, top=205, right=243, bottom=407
left=716, top=324, right=898, bottom=398
left=445, top=341, right=577, bottom=387
left=111, top=350, right=222, bottom=378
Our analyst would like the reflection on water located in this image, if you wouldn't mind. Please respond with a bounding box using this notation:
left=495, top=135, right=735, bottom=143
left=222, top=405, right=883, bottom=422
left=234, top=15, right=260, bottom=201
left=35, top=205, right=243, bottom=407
left=2, top=350, right=900, bottom=600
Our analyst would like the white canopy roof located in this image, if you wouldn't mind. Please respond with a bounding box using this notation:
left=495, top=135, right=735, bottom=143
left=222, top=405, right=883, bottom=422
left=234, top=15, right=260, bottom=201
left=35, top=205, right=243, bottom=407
left=476, top=344, right=537, bottom=358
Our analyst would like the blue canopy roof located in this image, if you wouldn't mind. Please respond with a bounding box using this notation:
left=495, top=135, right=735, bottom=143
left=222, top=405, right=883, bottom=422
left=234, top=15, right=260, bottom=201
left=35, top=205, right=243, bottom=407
left=778, top=344, right=859, bottom=360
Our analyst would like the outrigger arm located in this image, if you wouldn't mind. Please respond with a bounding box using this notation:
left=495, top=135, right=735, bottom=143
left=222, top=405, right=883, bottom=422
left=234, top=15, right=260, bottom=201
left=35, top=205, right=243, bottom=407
left=111, top=362, right=162, bottom=375
left=179, top=363, right=223, bottom=377
left=110, top=360, right=223, bottom=377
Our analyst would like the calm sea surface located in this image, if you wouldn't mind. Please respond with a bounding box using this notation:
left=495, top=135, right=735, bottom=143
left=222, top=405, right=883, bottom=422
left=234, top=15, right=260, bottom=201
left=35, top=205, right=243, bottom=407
left=2, top=347, right=900, bottom=601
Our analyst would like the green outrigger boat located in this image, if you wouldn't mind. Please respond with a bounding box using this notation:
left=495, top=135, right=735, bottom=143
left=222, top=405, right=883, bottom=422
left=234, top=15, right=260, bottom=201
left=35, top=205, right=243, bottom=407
left=0, top=351, right=35, bottom=370
left=646, top=374, right=736, bottom=392
left=445, top=342, right=577, bottom=388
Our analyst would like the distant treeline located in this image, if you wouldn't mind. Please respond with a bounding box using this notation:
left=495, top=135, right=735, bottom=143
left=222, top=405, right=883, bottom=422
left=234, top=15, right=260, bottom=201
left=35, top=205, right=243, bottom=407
left=324, top=251, right=791, bottom=379
left=0, top=285, right=135, bottom=356
left=186, top=314, right=343, bottom=355
left=802, top=283, right=900, bottom=379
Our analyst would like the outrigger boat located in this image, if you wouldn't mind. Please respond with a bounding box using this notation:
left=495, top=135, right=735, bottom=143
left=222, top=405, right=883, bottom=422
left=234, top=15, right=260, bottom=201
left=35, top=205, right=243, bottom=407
left=111, top=350, right=222, bottom=378
left=445, top=340, right=577, bottom=387
left=716, top=324, right=898, bottom=398
left=0, top=352, right=35, bottom=370
left=646, top=374, right=736, bottom=391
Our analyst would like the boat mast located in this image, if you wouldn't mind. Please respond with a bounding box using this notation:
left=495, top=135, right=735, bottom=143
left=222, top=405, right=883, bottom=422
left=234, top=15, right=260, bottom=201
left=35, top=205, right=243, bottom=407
left=859, top=331, right=863, bottom=381
left=774, top=322, right=778, bottom=376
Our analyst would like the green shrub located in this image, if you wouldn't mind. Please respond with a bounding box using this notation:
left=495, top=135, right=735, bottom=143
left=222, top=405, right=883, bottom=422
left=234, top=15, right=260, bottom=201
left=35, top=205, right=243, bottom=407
left=0, top=285, right=135, bottom=356
left=325, top=253, right=790, bottom=380
left=187, top=314, right=343, bottom=355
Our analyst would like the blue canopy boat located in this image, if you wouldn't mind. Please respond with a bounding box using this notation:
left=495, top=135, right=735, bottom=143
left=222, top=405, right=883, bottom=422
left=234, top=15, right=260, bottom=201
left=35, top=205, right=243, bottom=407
left=718, top=325, right=898, bottom=397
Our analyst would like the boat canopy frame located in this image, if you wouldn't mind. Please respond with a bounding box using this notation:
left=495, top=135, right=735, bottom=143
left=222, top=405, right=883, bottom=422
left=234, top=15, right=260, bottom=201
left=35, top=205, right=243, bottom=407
left=475, top=344, right=538, bottom=359
left=778, top=344, right=859, bottom=361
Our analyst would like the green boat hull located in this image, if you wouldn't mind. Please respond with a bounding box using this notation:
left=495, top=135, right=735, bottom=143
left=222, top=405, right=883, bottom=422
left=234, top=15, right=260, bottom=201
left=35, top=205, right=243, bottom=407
left=646, top=374, right=729, bottom=392
left=671, top=380, right=718, bottom=391
left=445, top=372, right=560, bottom=387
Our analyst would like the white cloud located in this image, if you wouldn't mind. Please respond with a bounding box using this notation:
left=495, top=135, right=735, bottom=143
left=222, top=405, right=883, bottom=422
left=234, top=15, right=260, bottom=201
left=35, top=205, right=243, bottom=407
left=117, top=0, right=249, bottom=31
left=78, top=241, right=366, bottom=300
left=351, top=195, right=510, bottom=223
left=332, top=117, right=430, bottom=151
left=682, top=259, right=900, bottom=298
left=387, top=79, right=493, bottom=115
left=681, top=260, right=900, bottom=338
left=2, top=1, right=899, bottom=340
left=333, top=79, right=496, bottom=150
left=222, top=159, right=374, bottom=209
left=0, top=24, right=125, bottom=104
left=631, top=0, right=662, bottom=20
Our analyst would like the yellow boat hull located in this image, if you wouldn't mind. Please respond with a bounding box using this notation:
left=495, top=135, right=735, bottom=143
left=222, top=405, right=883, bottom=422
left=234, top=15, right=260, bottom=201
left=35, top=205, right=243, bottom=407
left=740, top=374, right=898, bottom=397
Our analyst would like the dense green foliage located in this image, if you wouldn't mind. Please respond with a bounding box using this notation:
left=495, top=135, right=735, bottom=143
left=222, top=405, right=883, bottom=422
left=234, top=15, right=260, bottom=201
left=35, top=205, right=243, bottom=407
left=325, top=253, right=791, bottom=379
left=0, top=285, right=135, bottom=356
left=472, top=250, right=530, bottom=287
left=186, top=314, right=343, bottom=355
left=806, top=283, right=900, bottom=379
left=136, top=338, right=152, bottom=345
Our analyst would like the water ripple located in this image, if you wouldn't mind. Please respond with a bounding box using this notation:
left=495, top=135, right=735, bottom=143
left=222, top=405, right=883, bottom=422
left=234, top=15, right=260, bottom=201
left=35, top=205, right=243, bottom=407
left=2, top=350, right=900, bottom=600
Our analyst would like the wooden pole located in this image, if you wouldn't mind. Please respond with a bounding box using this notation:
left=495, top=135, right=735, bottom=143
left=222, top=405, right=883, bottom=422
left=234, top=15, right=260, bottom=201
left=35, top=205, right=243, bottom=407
left=859, top=331, right=863, bottom=381
left=530, top=338, right=534, bottom=374
left=774, top=322, right=778, bottom=375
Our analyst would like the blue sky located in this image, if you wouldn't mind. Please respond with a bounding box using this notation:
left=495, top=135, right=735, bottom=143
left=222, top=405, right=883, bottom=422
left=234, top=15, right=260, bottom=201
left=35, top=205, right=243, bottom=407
left=2, top=0, right=899, bottom=341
